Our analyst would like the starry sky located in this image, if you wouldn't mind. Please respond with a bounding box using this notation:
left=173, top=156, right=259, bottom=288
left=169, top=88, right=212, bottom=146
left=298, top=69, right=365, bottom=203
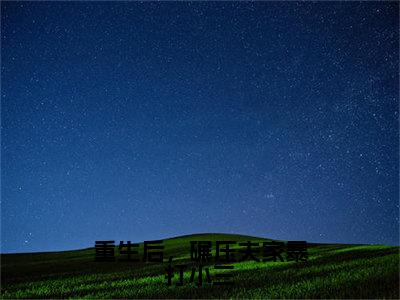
left=1, top=1, right=399, bottom=253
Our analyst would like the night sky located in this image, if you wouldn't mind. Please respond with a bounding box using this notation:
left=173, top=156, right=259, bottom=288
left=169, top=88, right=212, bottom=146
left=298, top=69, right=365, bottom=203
left=2, top=2, right=399, bottom=253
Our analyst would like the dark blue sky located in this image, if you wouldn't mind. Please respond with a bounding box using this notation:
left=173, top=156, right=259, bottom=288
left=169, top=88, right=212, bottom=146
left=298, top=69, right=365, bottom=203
left=2, top=2, right=399, bottom=253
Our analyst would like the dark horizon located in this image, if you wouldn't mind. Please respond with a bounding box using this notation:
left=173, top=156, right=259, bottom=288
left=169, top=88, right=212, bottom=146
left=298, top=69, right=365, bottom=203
left=2, top=230, right=399, bottom=255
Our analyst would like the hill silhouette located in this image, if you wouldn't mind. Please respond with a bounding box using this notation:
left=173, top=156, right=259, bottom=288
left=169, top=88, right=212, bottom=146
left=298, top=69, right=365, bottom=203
left=1, top=233, right=399, bottom=299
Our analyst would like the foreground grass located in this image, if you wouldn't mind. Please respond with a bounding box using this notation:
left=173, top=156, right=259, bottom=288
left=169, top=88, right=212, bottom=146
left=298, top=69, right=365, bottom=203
left=1, top=233, right=399, bottom=299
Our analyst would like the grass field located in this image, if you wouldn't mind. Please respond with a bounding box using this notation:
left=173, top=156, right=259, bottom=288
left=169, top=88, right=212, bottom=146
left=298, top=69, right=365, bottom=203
left=1, top=233, right=399, bottom=299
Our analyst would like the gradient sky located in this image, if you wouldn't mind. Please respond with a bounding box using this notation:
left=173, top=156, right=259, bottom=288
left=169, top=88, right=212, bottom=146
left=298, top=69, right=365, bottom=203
left=1, top=1, right=399, bottom=253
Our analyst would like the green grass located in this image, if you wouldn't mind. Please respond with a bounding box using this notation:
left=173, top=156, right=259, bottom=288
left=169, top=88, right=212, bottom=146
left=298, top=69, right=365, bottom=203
left=1, top=233, right=399, bottom=299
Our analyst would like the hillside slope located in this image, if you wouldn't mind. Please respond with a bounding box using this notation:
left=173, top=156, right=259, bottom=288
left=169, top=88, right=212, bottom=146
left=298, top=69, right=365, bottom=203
left=1, top=233, right=399, bottom=299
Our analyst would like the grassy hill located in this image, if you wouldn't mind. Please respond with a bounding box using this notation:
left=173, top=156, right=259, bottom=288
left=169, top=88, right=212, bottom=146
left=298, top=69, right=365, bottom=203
left=1, top=233, right=399, bottom=299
